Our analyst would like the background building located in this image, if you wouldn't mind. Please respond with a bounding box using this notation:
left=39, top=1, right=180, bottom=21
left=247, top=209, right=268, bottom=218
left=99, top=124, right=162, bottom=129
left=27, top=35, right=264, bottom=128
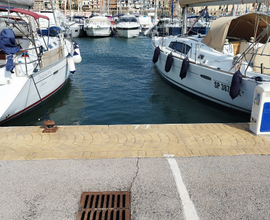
left=34, top=1, right=265, bottom=18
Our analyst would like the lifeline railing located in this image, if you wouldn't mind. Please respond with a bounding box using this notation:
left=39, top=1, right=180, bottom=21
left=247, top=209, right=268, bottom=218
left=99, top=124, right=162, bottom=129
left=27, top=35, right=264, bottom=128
left=14, top=45, right=44, bottom=76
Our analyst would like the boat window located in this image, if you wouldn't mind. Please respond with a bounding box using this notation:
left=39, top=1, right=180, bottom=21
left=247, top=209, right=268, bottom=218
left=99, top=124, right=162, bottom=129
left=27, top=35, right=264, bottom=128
left=119, top=17, right=137, bottom=22
left=169, top=42, right=191, bottom=54
left=119, top=18, right=128, bottom=22
left=129, top=17, right=137, bottom=22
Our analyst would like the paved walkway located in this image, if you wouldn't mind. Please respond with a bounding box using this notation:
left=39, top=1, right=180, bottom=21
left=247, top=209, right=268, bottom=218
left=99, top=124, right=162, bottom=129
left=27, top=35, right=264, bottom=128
left=1, top=123, right=270, bottom=161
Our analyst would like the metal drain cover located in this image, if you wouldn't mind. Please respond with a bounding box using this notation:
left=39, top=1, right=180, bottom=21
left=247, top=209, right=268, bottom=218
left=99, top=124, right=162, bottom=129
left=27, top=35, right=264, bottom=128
left=76, top=191, right=131, bottom=220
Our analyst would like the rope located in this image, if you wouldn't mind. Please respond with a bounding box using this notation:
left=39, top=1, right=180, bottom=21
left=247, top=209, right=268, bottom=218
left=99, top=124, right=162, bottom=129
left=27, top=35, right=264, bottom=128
left=31, top=75, right=50, bottom=121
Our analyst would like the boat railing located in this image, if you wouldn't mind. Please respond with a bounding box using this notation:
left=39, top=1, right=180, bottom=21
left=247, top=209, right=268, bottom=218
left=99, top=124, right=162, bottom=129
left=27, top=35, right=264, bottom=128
left=15, top=45, right=45, bottom=76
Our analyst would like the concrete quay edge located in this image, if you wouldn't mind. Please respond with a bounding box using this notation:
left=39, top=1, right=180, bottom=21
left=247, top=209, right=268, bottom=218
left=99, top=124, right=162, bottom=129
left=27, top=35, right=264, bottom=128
left=0, top=123, right=270, bottom=161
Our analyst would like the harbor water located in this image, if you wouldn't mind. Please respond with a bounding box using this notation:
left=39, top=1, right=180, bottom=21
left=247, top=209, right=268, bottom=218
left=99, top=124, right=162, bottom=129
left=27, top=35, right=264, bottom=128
left=4, top=36, right=250, bottom=126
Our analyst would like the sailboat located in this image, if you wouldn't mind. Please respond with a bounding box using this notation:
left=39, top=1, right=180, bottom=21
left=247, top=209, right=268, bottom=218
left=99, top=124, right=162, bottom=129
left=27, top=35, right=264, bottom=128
left=152, top=0, right=270, bottom=113
left=0, top=0, right=75, bottom=124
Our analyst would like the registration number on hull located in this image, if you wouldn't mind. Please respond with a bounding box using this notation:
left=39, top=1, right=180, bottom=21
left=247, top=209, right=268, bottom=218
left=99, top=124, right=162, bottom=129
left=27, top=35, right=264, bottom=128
left=214, top=81, right=230, bottom=92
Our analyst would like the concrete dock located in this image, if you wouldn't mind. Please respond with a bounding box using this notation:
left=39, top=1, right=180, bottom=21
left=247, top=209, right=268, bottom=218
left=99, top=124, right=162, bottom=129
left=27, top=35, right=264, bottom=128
left=1, top=123, right=270, bottom=161
left=1, top=123, right=270, bottom=219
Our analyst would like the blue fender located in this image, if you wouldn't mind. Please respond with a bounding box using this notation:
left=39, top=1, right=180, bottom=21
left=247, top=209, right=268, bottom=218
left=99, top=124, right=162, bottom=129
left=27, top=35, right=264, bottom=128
left=165, top=53, right=173, bottom=72
left=152, top=46, right=160, bottom=63
left=180, top=57, right=189, bottom=79
left=230, top=70, right=242, bottom=99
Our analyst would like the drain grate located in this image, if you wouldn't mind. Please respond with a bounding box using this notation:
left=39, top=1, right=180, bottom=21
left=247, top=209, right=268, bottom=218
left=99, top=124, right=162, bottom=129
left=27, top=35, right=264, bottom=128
left=76, top=191, right=131, bottom=220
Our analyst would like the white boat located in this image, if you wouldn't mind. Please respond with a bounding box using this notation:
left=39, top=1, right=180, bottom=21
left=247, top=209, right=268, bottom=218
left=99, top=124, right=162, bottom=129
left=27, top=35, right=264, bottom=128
left=65, top=20, right=81, bottom=38
left=63, top=1, right=81, bottom=38
left=84, top=16, right=112, bottom=37
left=73, top=15, right=87, bottom=37
left=38, top=10, right=66, bottom=34
left=38, top=9, right=81, bottom=38
left=0, top=4, right=75, bottom=124
left=152, top=10, right=270, bottom=114
left=116, top=15, right=140, bottom=38
left=138, top=15, right=153, bottom=35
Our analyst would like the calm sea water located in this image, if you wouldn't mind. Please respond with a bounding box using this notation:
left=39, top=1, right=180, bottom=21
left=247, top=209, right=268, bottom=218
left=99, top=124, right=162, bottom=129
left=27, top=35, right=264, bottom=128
left=4, top=36, right=250, bottom=126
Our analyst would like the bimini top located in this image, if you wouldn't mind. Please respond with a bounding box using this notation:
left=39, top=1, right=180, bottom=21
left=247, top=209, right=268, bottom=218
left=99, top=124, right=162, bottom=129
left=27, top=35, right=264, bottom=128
left=201, top=13, right=270, bottom=52
left=0, top=5, right=49, bottom=20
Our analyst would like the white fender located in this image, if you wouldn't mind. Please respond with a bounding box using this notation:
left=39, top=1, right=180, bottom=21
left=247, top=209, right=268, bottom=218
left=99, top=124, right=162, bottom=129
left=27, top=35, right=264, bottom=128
left=67, top=54, right=76, bottom=74
left=73, top=48, right=82, bottom=64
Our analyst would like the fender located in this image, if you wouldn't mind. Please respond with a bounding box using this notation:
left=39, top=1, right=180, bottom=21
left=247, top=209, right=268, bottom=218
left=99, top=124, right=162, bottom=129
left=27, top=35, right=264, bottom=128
left=152, top=46, right=160, bottom=63
left=180, top=57, right=189, bottom=79
left=230, top=70, right=242, bottom=99
left=165, top=53, right=173, bottom=72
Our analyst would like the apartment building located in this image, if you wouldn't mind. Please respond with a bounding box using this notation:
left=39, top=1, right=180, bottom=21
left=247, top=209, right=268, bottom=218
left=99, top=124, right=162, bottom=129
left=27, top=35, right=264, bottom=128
left=35, top=1, right=263, bottom=17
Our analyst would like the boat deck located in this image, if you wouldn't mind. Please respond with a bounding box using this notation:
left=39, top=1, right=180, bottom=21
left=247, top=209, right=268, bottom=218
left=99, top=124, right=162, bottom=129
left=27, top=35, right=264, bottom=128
left=1, top=123, right=270, bottom=161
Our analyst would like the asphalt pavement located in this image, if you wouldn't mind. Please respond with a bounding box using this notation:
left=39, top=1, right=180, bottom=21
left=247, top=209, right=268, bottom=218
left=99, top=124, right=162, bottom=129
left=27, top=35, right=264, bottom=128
left=1, top=155, right=270, bottom=220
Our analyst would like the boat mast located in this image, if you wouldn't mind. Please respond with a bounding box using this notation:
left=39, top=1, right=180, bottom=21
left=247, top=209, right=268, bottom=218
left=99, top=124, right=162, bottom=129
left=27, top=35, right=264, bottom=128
left=64, top=0, right=67, bottom=19
left=171, top=0, right=173, bottom=22
left=120, top=0, right=122, bottom=14
left=117, top=0, right=118, bottom=15
left=154, top=0, right=157, bottom=25
left=50, top=0, right=59, bottom=27
left=100, top=0, right=102, bottom=14
left=69, top=0, right=73, bottom=20
left=181, top=6, right=187, bottom=35
left=140, top=0, right=142, bottom=15
left=78, top=0, right=83, bottom=15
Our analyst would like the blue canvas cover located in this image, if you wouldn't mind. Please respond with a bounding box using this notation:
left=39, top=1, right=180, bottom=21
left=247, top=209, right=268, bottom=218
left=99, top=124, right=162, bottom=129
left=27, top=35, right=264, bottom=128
left=0, top=28, right=20, bottom=54
left=0, top=29, right=20, bottom=71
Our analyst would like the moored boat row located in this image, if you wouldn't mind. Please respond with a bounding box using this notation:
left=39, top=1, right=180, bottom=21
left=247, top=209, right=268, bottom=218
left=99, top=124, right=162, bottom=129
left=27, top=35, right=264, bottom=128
left=84, top=14, right=141, bottom=38
left=2, top=0, right=270, bottom=127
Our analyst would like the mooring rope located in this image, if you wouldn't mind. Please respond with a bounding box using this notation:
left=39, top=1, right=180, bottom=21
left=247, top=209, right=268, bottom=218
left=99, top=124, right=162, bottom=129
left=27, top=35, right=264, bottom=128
left=30, top=75, right=50, bottom=121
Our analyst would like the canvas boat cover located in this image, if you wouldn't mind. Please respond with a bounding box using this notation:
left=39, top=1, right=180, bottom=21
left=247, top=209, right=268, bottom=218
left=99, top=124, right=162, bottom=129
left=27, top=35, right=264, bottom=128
left=0, top=28, right=20, bottom=71
left=201, top=13, right=270, bottom=52
left=0, top=28, right=19, bottom=54
left=179, top=0, right=266, bottom=7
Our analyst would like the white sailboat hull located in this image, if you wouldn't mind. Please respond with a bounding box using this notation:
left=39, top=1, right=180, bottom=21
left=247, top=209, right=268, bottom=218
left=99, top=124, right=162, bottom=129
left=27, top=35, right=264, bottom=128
left=152, top=36, right=268, bottom=113
left=0, top=6, right=75, bottom=124
left=0, top=58, right=70, bottom=124
left=154, top=51, right=255, bottom=113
